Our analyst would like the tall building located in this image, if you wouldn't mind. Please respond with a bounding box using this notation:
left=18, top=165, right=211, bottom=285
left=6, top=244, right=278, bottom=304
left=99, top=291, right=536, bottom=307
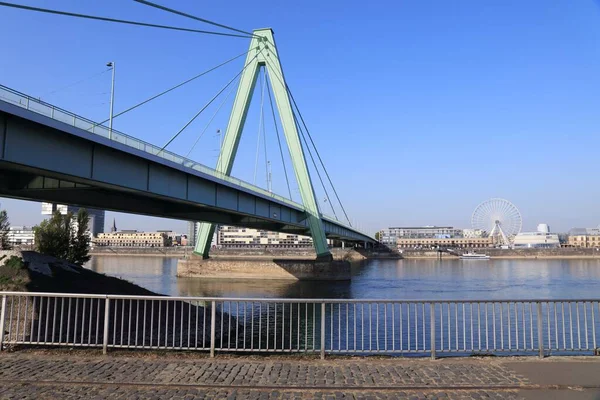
left=41, top=203, right=105, bottom=237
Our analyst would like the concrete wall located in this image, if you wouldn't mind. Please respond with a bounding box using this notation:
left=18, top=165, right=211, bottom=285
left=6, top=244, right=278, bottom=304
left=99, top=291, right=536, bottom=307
left=177, top=256, right=351, bottom=281
left=401, top=248, right=600, bottom=259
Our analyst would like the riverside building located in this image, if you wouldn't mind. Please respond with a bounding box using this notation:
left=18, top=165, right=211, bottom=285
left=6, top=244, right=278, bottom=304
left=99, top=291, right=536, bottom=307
left=217, top=225, right=313, bottom=248
left=95, top=230, right=168, bottom=247
left=379, top=226, right=463, bottom=247
left=568, top=226, right=600, bottom=248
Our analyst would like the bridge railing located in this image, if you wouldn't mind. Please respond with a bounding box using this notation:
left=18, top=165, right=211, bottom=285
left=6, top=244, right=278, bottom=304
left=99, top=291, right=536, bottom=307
left=1, top=292, right=598, bottom=358
left=0, top=85, right=302, bottom=210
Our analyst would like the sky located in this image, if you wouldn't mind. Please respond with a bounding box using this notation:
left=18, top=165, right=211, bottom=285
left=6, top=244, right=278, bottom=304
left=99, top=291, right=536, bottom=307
left=1, top=0, right=600, bottom=234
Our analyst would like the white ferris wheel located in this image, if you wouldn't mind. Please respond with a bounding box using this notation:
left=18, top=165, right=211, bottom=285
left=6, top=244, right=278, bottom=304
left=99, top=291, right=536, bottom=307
left=471, top=198, right=522, bottom=247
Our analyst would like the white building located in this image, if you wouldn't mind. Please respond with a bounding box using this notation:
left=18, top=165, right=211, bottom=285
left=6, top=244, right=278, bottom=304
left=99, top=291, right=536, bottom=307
left=379, top=226, right=463, bottom=246
left=7, top=226, right=35, bottom=246
left=513, top=232, right=560, bottom=248
left=218, top=225, right=313, bottom=248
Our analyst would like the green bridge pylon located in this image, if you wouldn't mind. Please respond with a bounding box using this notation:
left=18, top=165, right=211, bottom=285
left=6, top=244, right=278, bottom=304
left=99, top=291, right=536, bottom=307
left=194, top=28, right=333, bottom=261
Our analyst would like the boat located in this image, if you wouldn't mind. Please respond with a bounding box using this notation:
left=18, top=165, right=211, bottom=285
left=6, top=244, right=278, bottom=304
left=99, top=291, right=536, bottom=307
left=459, top=252, right=490, bottom=260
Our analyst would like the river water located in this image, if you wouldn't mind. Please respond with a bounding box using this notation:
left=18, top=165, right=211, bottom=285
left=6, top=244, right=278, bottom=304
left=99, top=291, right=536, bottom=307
left=86, top=256, right=600, bottom=300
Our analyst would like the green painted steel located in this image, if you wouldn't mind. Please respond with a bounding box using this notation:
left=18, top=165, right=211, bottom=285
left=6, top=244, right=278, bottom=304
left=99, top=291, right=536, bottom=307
left=195, top=28, right=332, bottom=260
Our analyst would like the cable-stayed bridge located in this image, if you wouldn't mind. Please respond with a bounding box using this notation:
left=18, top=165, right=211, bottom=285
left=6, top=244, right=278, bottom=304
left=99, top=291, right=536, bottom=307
left=0, top=3, right=376, bottom=262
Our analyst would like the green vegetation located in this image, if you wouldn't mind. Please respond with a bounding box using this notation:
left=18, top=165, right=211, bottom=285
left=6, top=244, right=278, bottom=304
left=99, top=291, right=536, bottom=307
left=374, top=231, right=381, bottom=241
left=0, top=209, right=11, bottom=250
left=0, top=255, right=28, bottom=290
left=34, top=209, right=91, bottom=266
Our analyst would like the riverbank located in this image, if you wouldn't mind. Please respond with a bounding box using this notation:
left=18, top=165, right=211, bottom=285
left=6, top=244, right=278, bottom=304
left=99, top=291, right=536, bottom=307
left=401, top=247, right=600, bottom=259
left=90, top=247, right=401, bottom=260
left=0, top=250, right=157, bottom=295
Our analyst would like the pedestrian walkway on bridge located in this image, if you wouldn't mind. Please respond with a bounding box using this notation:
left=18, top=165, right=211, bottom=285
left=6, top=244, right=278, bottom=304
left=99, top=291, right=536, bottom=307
left=1, top=352, right=599, bottom=399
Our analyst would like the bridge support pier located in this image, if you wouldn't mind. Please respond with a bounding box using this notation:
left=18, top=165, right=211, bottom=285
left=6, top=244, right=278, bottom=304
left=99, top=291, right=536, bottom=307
left=178, top=253, right=350, bottom=281
left=193, top=28, right=332, bottom=261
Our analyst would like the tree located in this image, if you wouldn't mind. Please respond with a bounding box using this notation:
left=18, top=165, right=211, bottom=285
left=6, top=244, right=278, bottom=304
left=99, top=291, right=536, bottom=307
left=34, top=209, right=91, bottom=265
left=0, top=210, right=12, bottom=250
left=374, top=231, right=381, bottom=241
left=70, top=209, right=91, bottom=266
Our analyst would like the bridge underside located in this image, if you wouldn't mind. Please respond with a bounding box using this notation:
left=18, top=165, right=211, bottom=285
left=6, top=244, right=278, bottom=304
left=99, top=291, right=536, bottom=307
left=0, top=104, right=373, bottom=243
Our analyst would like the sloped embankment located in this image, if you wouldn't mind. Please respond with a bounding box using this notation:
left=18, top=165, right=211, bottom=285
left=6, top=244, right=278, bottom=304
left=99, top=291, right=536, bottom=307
left=0, top=251, right=236, bottom=349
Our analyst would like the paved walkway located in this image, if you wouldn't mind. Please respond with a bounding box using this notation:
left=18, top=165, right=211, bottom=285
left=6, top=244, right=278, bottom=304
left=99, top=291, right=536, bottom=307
left=0, top=353, right=599, bottom=399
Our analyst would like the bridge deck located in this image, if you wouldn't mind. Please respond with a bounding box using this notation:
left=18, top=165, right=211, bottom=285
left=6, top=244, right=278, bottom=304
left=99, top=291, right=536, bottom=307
left=0, top=84, right=374, bottom=243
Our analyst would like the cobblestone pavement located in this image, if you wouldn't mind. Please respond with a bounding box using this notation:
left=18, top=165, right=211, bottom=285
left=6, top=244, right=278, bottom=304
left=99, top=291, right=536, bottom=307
left=0, top=355, right=528, bottom=388
left=0, top=354, right=529, bottom=399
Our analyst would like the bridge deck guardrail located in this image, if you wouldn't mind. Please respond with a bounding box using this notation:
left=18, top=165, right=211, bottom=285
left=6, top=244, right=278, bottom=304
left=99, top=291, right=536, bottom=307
left=1, top=292, right=598, bottom=358
left=0, top=85, right=373, bottom=240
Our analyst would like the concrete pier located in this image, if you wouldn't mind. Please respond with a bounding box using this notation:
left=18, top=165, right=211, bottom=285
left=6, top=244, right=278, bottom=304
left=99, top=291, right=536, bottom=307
left=177, top=254, right=351, bottom=280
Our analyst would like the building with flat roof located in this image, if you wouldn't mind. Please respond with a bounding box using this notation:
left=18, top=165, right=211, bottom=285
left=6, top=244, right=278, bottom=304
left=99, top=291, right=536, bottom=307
left=379, top=226, right=463, bottom=247
left=397, top=237, right=492, bottom=249
left=218, top=225, right=313, bottom=248
left=6, top=226, right=35, bottom=247
left=95, top=231, right=168, bottom=247
left=513, top=232, right=560, bottom=248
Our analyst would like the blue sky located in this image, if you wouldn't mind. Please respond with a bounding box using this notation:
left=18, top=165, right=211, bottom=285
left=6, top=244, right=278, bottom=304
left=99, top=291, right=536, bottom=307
left=1, top=0, right=599, bottom=234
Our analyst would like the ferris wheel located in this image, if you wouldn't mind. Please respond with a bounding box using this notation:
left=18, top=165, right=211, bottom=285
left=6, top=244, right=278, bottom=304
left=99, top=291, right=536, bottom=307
left=471, top=198, right=522, bottom=247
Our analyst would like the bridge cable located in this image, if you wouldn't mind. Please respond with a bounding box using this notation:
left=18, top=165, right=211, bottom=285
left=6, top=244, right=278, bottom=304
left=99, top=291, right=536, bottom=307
left=253, top=70, right=266, bottom=185
left=293, top=109, right=339, bottom=220
left=260, top=55, right=345, bottom=223
left=264, top=72, right=293, bottom=200
left=0, top=2, right=253, bottom=38
left=185, top=75, right=239, bottom=158
left=159, top=51, right=261, bottom=153
left=87, top=49, right=252, bottom=131
left=288, top=89, right=353, bottom=226
left=40, top=68, right=111, bottom=100
left=133, top=0, right=259, bottom=38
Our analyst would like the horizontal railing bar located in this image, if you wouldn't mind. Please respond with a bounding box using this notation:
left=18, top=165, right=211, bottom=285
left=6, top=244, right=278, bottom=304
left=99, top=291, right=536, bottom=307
left=1, top=292, right=599, bottom=304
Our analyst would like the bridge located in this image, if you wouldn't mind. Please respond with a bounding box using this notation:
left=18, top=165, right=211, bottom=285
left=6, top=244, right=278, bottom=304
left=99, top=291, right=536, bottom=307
left=0, top=30, right=375, bottom=261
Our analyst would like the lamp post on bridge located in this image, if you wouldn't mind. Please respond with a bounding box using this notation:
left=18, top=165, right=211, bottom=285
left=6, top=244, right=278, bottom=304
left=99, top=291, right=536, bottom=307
left=107, top=61, right=116, bottom=140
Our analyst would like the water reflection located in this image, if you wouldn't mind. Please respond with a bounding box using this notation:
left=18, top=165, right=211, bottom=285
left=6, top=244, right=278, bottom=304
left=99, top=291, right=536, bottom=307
left=86, top=256, right=600, bottom=300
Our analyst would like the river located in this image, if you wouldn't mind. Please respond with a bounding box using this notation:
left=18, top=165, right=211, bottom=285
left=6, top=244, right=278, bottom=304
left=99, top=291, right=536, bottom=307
left=86, top=257, right=600, bottom=300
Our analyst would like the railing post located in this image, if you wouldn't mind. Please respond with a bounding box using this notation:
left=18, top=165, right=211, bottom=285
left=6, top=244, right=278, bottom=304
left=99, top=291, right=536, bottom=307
left=26, top=97, right=30, bottom=110
left=210, top=301, right=216, bottom=358
left=430, top=303, right=436, bottom=360
left=537, top=302, right=544, bottom=359
left=320, top=302, right=326, bottom=360
left=102, top=297, right=110, bottom=355
left=0, top=295, right=6, bottom=352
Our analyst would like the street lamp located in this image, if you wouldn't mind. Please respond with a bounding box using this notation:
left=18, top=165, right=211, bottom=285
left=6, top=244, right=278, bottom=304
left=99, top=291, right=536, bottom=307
left=106, top=62, right=116, bottom=140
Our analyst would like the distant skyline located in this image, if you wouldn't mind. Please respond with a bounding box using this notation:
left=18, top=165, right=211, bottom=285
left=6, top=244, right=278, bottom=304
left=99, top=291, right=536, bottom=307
left=1, top=0, right=600, bottom=234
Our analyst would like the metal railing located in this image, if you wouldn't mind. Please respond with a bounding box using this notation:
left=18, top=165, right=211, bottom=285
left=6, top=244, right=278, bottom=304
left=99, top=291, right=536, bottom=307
left=0, top=84, right=373, bottom=240
left=1, top=292, right=599, bottom=358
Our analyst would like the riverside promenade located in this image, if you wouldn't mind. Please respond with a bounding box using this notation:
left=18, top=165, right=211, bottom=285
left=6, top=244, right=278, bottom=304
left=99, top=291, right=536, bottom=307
left=1, top=353, right=599, bottom=399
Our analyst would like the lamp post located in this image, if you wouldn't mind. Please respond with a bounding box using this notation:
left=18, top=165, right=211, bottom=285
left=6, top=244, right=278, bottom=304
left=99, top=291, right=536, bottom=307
left=106, top=62, right=116, bottom=140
